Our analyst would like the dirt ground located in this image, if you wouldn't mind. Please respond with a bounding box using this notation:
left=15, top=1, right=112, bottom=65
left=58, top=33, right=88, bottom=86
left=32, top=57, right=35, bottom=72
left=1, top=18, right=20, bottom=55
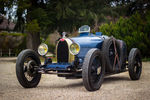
left=0, top=57, right=150, bottom=100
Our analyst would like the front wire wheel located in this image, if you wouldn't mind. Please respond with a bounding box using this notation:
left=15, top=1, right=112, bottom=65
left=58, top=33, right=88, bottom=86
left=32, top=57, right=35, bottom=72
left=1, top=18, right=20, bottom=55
left=82, top=49, right=105, bottom=91
left=16, top=49, right=41, bottom=88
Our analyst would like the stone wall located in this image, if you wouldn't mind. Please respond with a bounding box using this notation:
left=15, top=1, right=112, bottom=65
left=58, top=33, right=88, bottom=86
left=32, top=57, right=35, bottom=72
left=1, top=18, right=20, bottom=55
left=0, top=32, right=26, bottom=49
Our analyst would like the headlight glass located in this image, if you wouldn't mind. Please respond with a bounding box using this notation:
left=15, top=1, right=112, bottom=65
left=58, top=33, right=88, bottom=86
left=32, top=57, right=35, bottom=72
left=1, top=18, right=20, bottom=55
left=70, top=43, right=80, bottom=55
left=38, top=43, right=48, bottom=56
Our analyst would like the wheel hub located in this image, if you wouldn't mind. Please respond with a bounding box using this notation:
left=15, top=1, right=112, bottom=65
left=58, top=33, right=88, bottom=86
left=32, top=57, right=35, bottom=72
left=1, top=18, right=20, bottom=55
left=134, top=60, right=141, bottom=73
left=97, top=67, right=101, bottom=75
left=27, top=60, right=36, bottom=77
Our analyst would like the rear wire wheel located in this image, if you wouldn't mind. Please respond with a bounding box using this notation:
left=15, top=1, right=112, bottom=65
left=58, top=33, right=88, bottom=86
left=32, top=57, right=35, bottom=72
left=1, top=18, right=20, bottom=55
left=128, top=48, right=142, bottom=80
left=116, top=40, right=127, bottom=70
left=82, top=49, right=105, bottom=91
left=102, top=38, right=121, bottom=72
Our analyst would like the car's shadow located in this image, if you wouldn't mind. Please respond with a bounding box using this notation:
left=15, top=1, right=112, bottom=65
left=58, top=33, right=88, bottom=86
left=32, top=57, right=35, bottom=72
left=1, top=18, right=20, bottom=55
left=39, top=76, right=130, bottom=89
left=103, top=76, right=130, bottom=84
left=39, top=80, right=83, bottom=89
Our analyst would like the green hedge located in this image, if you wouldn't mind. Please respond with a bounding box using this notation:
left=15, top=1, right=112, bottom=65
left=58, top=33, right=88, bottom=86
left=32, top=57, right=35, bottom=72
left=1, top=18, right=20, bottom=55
left=0, top=31, right=26, bottom=56
left=44, top=36, right=56, bottom=54
left=0, top=31, right=26, bottom=36
left=99, top=12, right=150, bottom=57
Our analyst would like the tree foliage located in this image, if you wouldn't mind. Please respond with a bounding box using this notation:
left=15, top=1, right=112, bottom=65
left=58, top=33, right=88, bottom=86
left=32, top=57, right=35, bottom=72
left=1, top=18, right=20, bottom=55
left=13, top=0, right=126, bottom=34
left=1, top=0, right=150, bottom=34
left=26, top=20, right=40, bottom=34
left=100, top=11, right=150, bottom=57
left=0, top=0, right=14, bottom=15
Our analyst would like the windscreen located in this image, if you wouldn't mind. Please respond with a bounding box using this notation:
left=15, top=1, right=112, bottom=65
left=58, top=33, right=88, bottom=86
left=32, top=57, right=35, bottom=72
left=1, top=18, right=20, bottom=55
left=78, top=25, right=90, bottom=33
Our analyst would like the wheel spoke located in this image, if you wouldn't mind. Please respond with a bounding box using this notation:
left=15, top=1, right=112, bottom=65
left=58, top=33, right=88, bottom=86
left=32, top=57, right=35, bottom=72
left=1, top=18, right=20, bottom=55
left=91, top=66, right=96, bottom=72
left=109, top=44, right=115, bottom=66
left=90, top=56, right=102, bottom=84
left=24, top=65, right=27, bottom=72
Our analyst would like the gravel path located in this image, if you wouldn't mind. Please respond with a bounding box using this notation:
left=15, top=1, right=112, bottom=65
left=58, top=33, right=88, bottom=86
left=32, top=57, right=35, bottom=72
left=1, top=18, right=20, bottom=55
left=0, top=58, right=150, bottom=100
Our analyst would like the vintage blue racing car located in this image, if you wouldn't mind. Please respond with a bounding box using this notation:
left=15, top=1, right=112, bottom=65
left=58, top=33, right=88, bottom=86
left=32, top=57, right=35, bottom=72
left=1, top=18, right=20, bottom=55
left=16, top=25, right=142, bottom=91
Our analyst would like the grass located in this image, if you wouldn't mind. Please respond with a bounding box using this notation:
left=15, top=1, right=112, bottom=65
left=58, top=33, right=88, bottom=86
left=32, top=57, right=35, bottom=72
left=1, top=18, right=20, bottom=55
left=142, top=57, right=150, bottom=62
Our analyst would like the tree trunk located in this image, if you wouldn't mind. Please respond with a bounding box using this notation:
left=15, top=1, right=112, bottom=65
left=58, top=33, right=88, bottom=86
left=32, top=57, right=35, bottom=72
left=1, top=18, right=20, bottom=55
left=26, top=32, right=40, bottom=52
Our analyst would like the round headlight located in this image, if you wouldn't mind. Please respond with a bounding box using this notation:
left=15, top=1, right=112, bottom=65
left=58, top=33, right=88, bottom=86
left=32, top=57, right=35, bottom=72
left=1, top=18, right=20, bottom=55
left=70, top=43, right=80, bottom=55
left=38, top=43, right=48, bottom=56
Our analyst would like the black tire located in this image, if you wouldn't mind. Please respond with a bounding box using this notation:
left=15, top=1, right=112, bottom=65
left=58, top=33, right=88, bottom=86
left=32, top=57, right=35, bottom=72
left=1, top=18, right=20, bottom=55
left=102, top=38, right=121, bottom=72
left=16, top=49, right=41, bottom=88
left=116, top=40, right=127, bottom=70
left=82, top=49, right=105, bottom=91
left=128, top=48, right=142, bottom=80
